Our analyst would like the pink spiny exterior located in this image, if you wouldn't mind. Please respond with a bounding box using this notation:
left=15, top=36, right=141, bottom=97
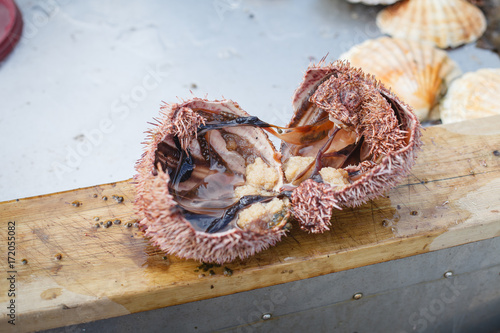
left=292, top=179, right=342, bottom=233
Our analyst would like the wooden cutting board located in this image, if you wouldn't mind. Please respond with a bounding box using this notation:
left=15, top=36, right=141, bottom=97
left=1, top=115, right=500, bottom=333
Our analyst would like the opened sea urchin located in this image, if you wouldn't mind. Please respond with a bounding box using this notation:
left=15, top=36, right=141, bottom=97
left=135, top=60, right=422, bottom=263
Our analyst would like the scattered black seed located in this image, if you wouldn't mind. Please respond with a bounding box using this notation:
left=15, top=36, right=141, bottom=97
left=102, top=196, right=108, bottom=201
left=382, top=220, right=389, bottom=227
left=113, top=196, right=124, bottom=203
left=125, top=222, right=133, bottom=228
left=198, top=263, right=214, bottom=272
left=410, top=211, right=418, bottom=216
left=210, top=285, right=214, bottom=289
left=209, top=270, right=216, bottom=276
left=191, top=83, right=198, bottom=89
left=397, top=205, right=401, bottom=210
left=94, top=217, right=99, bottom=221
left=71, top=201, right=81, bottom=207
left=104, top=221, right=112, bottom=228
left=223, top=267, right=233, bottom=277
left=94, top=223, right=100, bottom=228
left=162, top=256, right=168, bottom=260
left=93, top=194, right=98, bottom=198
left=55, top=254, right=62, bottom=260
left=493, top=150, right=500, bottom=157
left=16, top=199, right=19, bottom=202
left=113, top=219, right=121, bottom=225
left=194, top=269, right=199, bottom=273
left=21, top=259, right=28, bottom=265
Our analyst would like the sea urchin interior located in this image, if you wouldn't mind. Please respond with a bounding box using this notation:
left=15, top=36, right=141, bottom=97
left=135, top=60, right=422, bottom=263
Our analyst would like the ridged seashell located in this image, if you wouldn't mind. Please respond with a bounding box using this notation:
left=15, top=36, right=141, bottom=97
left=440, top=68, right=500, bottom=124
left=135, top=99, right=290, bottom=264
left=283, top=60, right=422, bottom=233
left=136, top=61, right=422, bottom=263
left=346, top=0, right=401, bottom=5
left=376, top=0, right=487, bottom=49
left=340, top=37, right=461, bottom=121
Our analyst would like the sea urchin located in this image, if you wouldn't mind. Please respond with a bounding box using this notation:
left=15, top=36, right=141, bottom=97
left=135, top=60, right=422, bottom=263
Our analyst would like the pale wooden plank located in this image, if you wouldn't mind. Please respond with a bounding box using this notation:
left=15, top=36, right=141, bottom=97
left=1, top=115, right=499, bottom=332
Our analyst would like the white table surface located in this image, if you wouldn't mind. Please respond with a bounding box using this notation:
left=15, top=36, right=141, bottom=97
left=1, top=0, right=498, bottom=202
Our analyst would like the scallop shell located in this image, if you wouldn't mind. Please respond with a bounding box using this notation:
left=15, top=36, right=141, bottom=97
left=376, top=0, right=487, bottom=49
left=135, top=98, right=290, bottom=264
left=440, top=68, right=500, bottom=124
left=347, top=0, right=401, bottom=5
left=340, top=37, right=461, bottom=121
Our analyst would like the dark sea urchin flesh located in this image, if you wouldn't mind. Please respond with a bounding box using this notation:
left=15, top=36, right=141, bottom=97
left=135, top=60, right=422, bottom=264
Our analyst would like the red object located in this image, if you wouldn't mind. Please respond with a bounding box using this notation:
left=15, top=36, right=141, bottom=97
left=0, top=0, right=23, bottom=62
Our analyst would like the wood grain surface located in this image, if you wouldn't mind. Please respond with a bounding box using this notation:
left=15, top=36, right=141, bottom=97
left=1, top=115, right=500, bottom=332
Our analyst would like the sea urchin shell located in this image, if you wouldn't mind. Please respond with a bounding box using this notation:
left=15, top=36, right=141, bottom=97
left=283, top=60, right=422, bottom=233
left=135, top=99, right=290, bottom=264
